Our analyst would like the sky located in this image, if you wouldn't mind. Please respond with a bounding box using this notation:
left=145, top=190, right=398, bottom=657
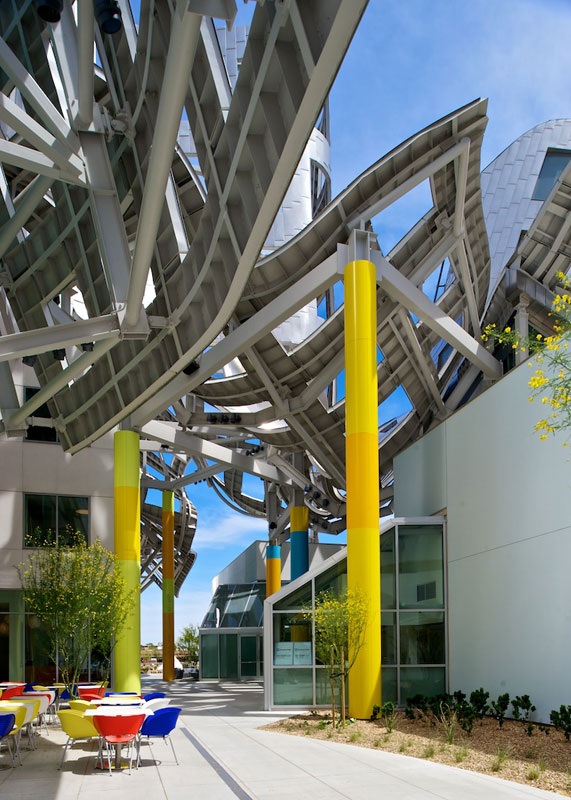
left=140, top=0, right=571, bottom=643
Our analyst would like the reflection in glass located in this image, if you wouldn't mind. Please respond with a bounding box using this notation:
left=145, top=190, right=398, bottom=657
left=398, top=526, right=444, bottom=609
left=399, top=667, right=445, bottom=705
left=274, top=579, right=312, bottom=611
left=380, top=528, right=396, bottom=608
left=274, top=668, right=313, bottom=705
left=58, top=496, right=88, bottom=545
left=200, top=634, right=219, bottom=678
left=315, top=666, right=343, bottom=706
left=273, top=613, right=312, bottom=666
left=201, top=583, right=265, bottom=628
left=382, top=666, right=398, bottom=704
left=381, top=612, right=396, bottom=665
left=315, top=561, right=346, bottom=598
left=399, top=612, right=445, bottom=665
left=219, top=634, right=238, bottom=679
left=24, top=495, right=56, bottom=547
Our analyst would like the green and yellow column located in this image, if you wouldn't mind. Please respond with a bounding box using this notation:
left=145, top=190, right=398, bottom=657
left=344, top=259, right=381, bottom=718
left=114, top=430, right=141, bottom=694
left=162, top=491, right=175, bottom=682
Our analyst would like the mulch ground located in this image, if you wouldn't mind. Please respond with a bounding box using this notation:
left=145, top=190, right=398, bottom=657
left=262, top=711, right=571, bottom=796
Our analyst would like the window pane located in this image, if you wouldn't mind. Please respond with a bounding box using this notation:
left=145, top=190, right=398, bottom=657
left=532, top=150, right=571, bottom=201
left=398, top=526, right=444, bottom=609
left=24, top=494, right=56, bottom=547
left=381, top=528, right=396, bottom=608
left=399, top=666, right=445, bottom=705
left=274, top=579, right=312, bottom=610
left=315, top=666, right=344, bottom=706
left=219, top=634, right=238, bottom=679
left=381, top=666, right=398, bottom=704
left=25, top=614, right=55, bottom=684
left=273, top=613, right=312, bottom=666
left=240, top=585, right=265, bottom=626
left=58, top=496, right=88, bottom=545
left=201, top=635, right=219, bottom=678
left=219, top=586, right=253, bottom=627
left=315, top=560, right=347, bottom=599
left=273, top=668, right=313, bottom=705
left=399, top=611, right=445, bottom=665
left=381, top=611, right=396, bottom=665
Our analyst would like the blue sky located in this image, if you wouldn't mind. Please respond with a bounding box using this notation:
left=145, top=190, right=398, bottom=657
left=140, top=0, right=571, bottom=643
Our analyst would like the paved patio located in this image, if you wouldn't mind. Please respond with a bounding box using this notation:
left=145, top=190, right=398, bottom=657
left=0, top=679, right=566, bottom=800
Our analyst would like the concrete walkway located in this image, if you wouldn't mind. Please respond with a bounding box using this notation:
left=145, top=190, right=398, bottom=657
left=0, top=679, right=566, bottom=800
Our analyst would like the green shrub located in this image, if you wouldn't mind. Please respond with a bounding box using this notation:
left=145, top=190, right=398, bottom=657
left=405, top=693, right=427, bottom=721
left=550, top=706, right=571, bottom=741
left=469, top=688, right=490, bottom=719
left=490, top=693, right=510, bottom=728
left=512, top=694, right=536, bottom=724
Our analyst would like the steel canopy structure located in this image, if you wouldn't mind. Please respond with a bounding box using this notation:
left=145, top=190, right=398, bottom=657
left=2, top=0, right=569, bottom=593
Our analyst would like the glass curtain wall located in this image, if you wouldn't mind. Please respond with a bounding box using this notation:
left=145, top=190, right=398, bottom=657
left=0, top=590, right=105, bottom=683
left=267, top=519, right=446, bottom=707
left=199, top=582, right=267, bottom=679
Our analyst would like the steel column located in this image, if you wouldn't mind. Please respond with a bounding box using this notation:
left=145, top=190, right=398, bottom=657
left=344, top=259, right=381, bottom=718
left=162, top=491, right=175, bottom=682
left=113, top=431, right=141, bottom=694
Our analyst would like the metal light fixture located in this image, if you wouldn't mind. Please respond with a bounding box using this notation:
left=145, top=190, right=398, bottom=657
left=22, top=354, right=37, bottom=367
left=94, top=0, right=122, bottom=35
left=34, top=0, right=63, bottom=23
left=52, top=349, right=66, bottom=361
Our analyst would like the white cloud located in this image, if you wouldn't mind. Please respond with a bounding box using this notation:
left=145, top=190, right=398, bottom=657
left=193, top=512, right=267, bottom=550
left=141, top=585, right=214, bottom=643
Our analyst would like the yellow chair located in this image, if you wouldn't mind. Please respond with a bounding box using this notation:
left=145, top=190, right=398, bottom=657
left=0, top=704, right=28, bottom=765
left=8, top=697, right=41, bottom=749
left=57, top=710, right=99, bottom=770
left=69, top=700, right=97, bottom=713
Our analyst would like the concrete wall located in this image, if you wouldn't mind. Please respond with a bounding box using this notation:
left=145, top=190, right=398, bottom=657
left=0, top=431, right=115, bottom=589
left=394, top=363, right=571, bottom=722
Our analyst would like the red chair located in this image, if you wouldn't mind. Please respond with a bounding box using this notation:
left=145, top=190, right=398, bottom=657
left=1, top=687, right=25, bottom=701
left=78, top=686, right=106, bottom=701
left=93, top=714, right=145, bottom=776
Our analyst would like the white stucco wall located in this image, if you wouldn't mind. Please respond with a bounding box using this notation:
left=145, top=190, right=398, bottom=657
left=0, top=432, right=115, bottom=589
left=394, top=363, right=571, bottom=722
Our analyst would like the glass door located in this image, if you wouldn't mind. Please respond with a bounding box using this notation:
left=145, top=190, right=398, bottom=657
left=239, top=635, right=258, bottom=678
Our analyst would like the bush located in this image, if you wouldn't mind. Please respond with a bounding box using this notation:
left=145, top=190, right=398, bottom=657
left=405, top=693, right=428, bottom=721
left=470, top=688, right=490, bottom=719
left=490, top=693, right=510, bottom=728
left=550, top=706, right=571, bottom=741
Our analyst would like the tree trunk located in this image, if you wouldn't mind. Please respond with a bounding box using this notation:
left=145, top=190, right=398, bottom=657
left=330, top=645, right=336, bottom=729
left=340, top=645, right=346, bottom=726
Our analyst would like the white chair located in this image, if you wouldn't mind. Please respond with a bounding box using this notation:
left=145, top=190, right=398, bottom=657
left=143, top=697, right=171, bottom=713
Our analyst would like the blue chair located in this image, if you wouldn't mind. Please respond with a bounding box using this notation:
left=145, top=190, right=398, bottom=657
left=138, top=707, right=181, bottom=765
left=0, top=714, right=16, bottom=768
left=143, top=692, right=166, bottom=701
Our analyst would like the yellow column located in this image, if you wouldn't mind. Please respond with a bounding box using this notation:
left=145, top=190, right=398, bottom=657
left=265, top=545, right=281, bottom=597
left=162, top=491, right=175, bottom=682
left=114, top=430, right=141, bottom=694
left=344, top=259, right=381, bottom=718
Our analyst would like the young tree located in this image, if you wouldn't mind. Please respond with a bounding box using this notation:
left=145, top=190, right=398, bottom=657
left=483, top=271, right=571, bottom=442
left=177, top=624, right=199, bottom=665
left=304, top=589, right=367, bottom=727
left=18, top=537, right=132, bottom=698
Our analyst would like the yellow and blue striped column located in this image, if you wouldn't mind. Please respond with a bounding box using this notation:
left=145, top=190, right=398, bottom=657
left=290, top=505, right=309, bottom=580
left=344, top=259, right=381, bottom=718
left=162, top=491, right=175, bottom=682
left=114, top=430, right=141, bottom=694
left=266, top=545, right=281, bottom=597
